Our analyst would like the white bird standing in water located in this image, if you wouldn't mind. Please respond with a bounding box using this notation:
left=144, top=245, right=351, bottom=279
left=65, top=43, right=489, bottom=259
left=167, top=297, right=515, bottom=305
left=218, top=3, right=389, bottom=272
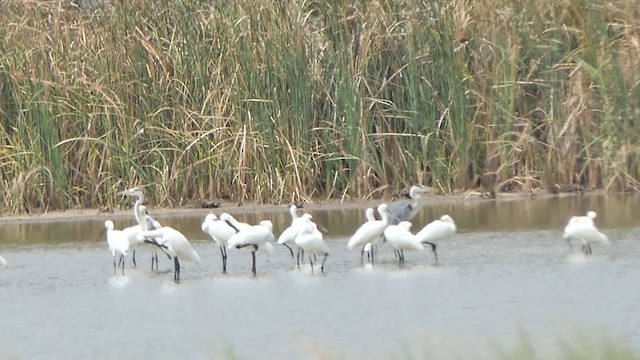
left=383, top=221, right=426, bottom=265
left=387, top=185, right=431, bottom=225
left=414, top=214, right=457, bottom=263
left=227, top=220, right=275, bottom=275
left=104, top=220, right=130, bottom=276
left=118, top=188, right=163, bottom=269
left=278, top=205, right=303, bottom=258
left=202, top=213, right=236, bottom=272
left=361, top=207, right=378, bottom=260
left=347, top=204, right=391, bottom=264
left=294, top=214, right=330, bottom=274
left=137, top=227, right=201, bottom=282
left=563, top=211, right=609, bottom=256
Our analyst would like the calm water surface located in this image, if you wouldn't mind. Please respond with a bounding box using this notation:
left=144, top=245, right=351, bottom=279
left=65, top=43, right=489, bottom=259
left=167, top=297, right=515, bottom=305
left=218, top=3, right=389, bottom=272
left=1, top=194, right=639, bottom=359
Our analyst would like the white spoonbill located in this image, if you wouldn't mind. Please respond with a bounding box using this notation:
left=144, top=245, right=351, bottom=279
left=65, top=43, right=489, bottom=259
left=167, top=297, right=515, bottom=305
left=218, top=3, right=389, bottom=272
left=388, top=185, right=431, bottom=225
left=295, top=215, right=329, bottom=273
left=277, top=205, right=303, bottom=258
left=137, top=227, right=201, bottom=282
left=383, top=221, right=425, bottom=265
left=414, top=215, right=457, bottom=263
left=293, top=214, right=329, bottom=272
left=563, top=211, right=596, bottom=249
left=360, top=207, right=378, bottom=261
left=347, top=204, right=391, bottom=264
left=227, top=220, right=275, bottom=275
left=563, top=211, right=608, bottom=255
left=104, top=220, right=130, bottom=276
left=202, top=213, right=236, bottom=272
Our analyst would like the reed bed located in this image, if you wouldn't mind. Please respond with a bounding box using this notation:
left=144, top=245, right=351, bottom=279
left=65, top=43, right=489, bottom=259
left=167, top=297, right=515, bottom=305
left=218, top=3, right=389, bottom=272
left=0, top=0, right=639, bottom=213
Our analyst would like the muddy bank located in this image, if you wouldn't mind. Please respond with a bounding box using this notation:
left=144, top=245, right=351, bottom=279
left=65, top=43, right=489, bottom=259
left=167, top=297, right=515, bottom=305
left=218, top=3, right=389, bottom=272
left=0, top=188, right=605, bottom=224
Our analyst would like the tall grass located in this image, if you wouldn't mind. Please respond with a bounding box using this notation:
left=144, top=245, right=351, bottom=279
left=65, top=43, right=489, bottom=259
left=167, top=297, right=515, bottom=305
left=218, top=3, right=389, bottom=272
left=0, top=0, right=639, bottom=213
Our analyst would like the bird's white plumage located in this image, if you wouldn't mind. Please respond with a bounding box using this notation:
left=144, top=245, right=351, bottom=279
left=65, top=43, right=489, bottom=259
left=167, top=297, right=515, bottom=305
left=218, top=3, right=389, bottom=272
left=415, top=215, right=457, bottom=243
left=294, top=215, right=329, bottom=256
left=202, top=213, right=236, bottom=247
left=278, top=206, right=306, bottom=245
left=0, top=254, right=7, bottom=268
left=365, top=207, right=377, bottom=221
left=105, top=220, right=130, bottom=257
left=563, top=211, right=609, bottom=248
left=347, top=203, right=390, bottom=250
left=227, top=220, right=276, bottom=254
left=137, top=227, right=201, bottom=263
left=383, top=221, right=424, bottom=251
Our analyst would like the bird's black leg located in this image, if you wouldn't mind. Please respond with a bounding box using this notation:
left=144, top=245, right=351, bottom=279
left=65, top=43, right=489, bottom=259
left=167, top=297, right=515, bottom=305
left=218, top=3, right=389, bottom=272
left=220, top=246, right=227, bottom=273
left=113, top=255, right=117, bottom=275
left=371, top=245, right=375, bottom=265
left=566, top=238, right=573, bottom=250
left=283, top=243, right=294, bottom=258
left=296, top=248, right=302, bottom=269
left=251, top=251, right=257, bottom=276
left=174, top=256, right=180, bottom=283
left=424, top=242, right=438, bottom=264
left=587, top=243, right=592, bottom=256
left=309, top=254, right=314, bottom=274
left=132, top=251, right=137, bottom=267
left=120, top=255, right=125, bottom=276
left=300, top=249, right=305, bottom=263
left=321, top=253, right=328, bottom=273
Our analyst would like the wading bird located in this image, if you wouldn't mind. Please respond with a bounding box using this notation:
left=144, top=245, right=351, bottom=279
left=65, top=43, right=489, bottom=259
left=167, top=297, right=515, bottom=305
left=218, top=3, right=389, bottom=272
left=361, top=207, right=378, bottom=261
left=118, top=188, right=163, bottom=269
left=383, top=221, right=426, bottom=266
left=137, top=227, right=201, bottom=283
left=202, top=213, right=236, bottom=272
left=227, top=220, right=275, bottom=275
left=388, top=185, right=431, bottom=225
left=294, top=214, right=329, bottom=274
left=347, top=204, right=391, bottom=264
left=563, top=211, right=609, bottom=256
left=278, top=205, right=303, bottom=258
left=414, top=214, right=457, bottom=264
left=104, top=220, right=130, bottom=276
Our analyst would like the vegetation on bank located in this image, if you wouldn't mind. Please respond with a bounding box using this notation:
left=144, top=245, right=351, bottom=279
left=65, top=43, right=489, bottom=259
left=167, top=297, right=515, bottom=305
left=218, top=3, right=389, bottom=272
left=0, top=0, right=639, bottom=214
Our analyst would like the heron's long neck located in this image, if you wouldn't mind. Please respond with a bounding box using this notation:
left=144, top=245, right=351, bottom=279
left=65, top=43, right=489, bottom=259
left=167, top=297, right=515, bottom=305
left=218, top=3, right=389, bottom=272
left=289, top=206, right=298, bottom=220
left=133, top=195, right=145, bottom=226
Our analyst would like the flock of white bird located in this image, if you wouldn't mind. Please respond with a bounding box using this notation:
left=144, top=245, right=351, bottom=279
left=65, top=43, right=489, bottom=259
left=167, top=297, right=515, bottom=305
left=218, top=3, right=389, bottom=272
left=0, top=185, right=611, bottom=281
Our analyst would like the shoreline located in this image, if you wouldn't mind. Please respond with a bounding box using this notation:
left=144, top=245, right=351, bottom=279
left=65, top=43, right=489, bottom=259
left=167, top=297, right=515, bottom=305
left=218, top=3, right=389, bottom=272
left=0, top=189, right=606, bottom=224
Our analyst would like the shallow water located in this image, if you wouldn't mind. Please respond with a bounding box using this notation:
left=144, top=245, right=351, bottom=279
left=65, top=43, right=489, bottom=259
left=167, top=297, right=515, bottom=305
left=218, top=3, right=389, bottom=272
left=1, top=194, right=639, bottom=359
